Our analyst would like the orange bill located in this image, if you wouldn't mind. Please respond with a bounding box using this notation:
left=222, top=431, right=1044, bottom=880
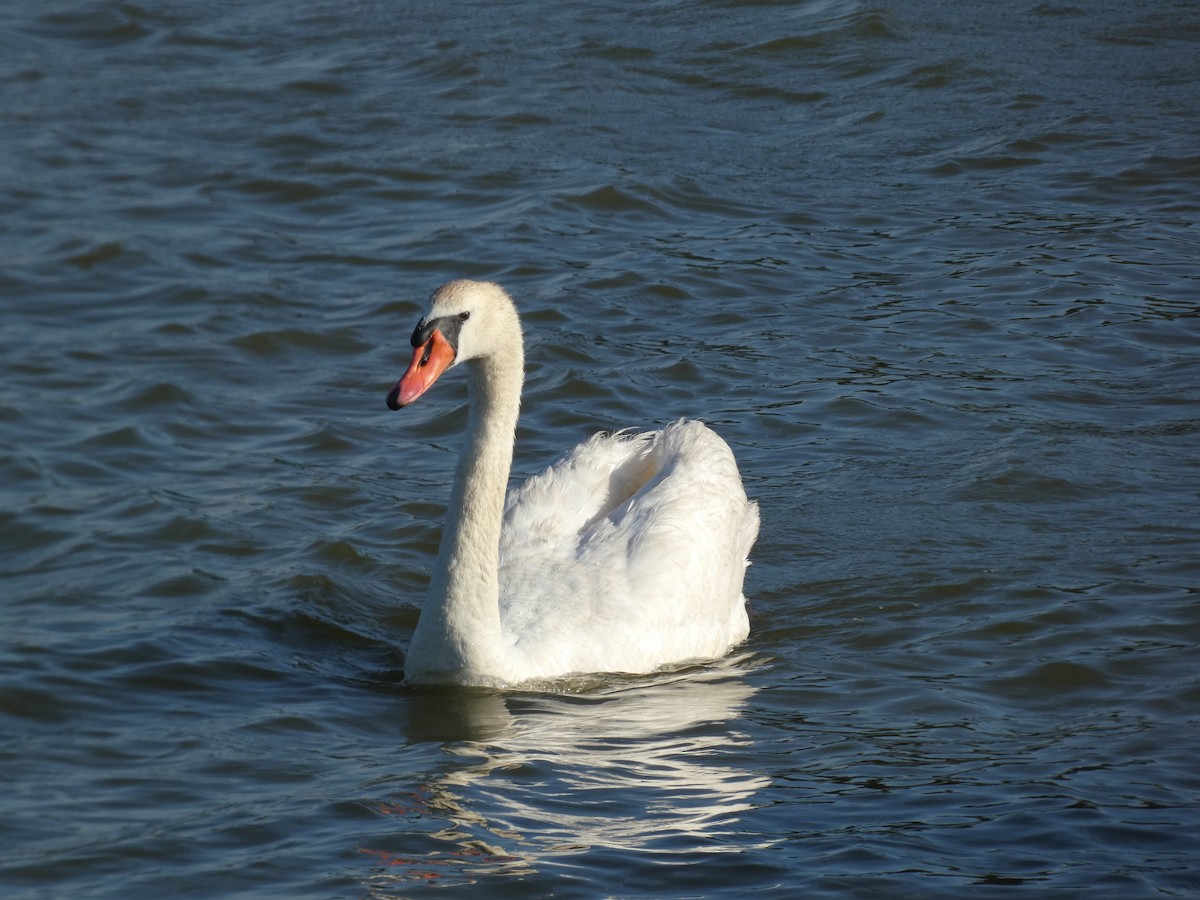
left=387, top=328, right=456, bottom=409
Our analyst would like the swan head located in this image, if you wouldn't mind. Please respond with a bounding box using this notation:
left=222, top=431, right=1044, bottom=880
left=386, top=279, right=520, bottom=410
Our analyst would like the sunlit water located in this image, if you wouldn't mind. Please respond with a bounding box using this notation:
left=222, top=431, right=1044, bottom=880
left=2, top=0, right=1199, bottom=897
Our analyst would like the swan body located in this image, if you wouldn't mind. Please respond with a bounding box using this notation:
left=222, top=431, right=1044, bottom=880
left=387, top=280, right=758, bottom=687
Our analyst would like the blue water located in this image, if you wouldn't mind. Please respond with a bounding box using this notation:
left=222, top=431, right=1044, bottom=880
left=2, top=0, right=1199, bottom=896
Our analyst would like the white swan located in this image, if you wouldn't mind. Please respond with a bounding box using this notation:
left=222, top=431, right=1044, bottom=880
left=386, top=280, right=759, bottom=687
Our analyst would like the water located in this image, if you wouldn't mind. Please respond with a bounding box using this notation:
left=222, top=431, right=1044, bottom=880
left=2, top=0, right=1199, bottom=896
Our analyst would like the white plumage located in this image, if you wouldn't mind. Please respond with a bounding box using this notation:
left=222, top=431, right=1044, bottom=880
left=387, top=280, right=758, bottom=687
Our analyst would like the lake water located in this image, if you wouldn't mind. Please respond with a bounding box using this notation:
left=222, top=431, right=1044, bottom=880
left=2, top=0, right=1199, bottom=897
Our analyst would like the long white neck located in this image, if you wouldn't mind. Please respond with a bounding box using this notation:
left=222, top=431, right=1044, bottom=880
left=405, top=338, right=524, bottom=684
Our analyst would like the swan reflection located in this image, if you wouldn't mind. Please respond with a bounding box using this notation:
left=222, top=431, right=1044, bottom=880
left=363, top=660, right=772, bottom=891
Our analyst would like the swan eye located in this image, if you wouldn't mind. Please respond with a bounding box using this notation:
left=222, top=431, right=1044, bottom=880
left=459, top=311, right=470, bottom=322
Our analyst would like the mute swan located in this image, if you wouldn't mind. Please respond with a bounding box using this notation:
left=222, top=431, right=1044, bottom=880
left=386, top=280, right=758, bottom=687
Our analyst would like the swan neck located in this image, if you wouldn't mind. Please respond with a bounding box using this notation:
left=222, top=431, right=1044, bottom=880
left=407, top=346, right=523, bottom=683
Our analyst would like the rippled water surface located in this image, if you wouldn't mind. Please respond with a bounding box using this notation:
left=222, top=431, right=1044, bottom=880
left=3, top=0, right=1199, bottom=897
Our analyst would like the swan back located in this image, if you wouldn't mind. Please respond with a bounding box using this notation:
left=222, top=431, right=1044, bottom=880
left=497, top=419, right=758, bottom=680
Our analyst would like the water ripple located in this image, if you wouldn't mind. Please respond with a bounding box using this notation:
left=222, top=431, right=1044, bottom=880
left=2, top=0, right=1199, bottom=895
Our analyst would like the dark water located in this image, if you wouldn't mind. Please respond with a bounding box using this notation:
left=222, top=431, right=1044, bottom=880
left=3, top=0, right=1199, bottom=896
